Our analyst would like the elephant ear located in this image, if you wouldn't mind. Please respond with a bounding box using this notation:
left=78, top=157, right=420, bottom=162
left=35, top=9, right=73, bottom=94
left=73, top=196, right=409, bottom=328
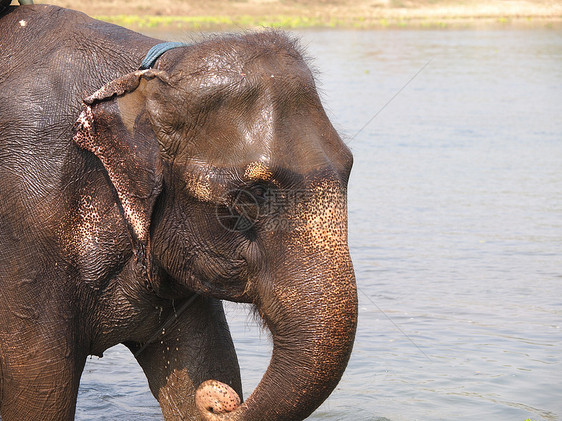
left=73, top=69, right=168, bottom=245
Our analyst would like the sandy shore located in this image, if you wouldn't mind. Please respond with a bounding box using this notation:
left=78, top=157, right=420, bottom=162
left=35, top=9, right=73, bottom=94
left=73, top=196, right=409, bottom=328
left=32, top=0, right=562, bottom=30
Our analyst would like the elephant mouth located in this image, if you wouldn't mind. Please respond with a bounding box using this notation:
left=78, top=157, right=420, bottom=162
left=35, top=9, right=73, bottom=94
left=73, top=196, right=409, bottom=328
left=152, top=253, right=253, bottom=302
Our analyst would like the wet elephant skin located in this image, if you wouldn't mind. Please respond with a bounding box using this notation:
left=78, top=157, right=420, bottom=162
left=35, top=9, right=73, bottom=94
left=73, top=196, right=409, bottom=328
left=0, top=4, right=357, bottom=420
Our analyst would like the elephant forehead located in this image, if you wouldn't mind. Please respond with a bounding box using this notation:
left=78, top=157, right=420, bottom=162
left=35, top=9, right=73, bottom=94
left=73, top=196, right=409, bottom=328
left=167, top=47, right=351, bottom=181
left=180, top=104, right=338, bottom=175
left=173, top=70, right=335, bottom=171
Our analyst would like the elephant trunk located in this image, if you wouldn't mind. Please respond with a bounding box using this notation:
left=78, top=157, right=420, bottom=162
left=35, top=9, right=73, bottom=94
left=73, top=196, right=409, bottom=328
left=197, top=179, right=357, bottom=420
left=197, top=245, right=358, bottom=420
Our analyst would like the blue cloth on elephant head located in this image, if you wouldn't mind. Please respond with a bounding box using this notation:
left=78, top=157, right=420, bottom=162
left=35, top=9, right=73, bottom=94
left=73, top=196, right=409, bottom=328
left=140, top=42, right=189, bottom=70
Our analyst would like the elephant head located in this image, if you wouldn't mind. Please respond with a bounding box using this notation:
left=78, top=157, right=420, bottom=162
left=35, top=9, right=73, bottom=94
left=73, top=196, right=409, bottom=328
left=74, top=31, right=357, bottom=420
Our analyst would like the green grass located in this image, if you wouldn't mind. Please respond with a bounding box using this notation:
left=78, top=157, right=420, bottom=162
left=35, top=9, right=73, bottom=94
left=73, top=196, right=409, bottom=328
left=94, top=13, right=560, bottom=31
left=94, top=15, right=332, bottom=30
left=92, top=14, right=447, bottom=30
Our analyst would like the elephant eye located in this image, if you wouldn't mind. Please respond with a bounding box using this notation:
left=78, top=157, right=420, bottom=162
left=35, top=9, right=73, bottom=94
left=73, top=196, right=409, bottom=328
left=215, top=183, right=273, bottom=233
left=250, top=184, right=268, bottom=201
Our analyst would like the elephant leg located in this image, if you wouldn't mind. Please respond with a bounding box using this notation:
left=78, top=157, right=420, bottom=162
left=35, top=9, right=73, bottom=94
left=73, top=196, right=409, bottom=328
left=0, top=343, right=83, bottom=420
left=126, top=296, right=242, bottom=420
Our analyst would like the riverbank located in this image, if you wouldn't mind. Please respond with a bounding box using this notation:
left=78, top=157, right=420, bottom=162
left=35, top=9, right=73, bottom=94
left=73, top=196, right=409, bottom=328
left=36, top=0, right=562, bottom=30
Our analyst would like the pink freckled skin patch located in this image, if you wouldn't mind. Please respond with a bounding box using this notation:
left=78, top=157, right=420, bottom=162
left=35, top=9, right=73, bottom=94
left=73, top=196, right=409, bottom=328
left=196, top=379, right=241, bottom=416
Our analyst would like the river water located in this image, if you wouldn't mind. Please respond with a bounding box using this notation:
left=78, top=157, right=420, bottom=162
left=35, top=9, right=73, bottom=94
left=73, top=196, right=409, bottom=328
left=76, top=29, right=562, bottom=420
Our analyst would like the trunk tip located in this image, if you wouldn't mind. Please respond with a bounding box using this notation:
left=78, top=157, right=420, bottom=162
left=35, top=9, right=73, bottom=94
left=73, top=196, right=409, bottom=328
left=196, top=379, right=241, bottom=419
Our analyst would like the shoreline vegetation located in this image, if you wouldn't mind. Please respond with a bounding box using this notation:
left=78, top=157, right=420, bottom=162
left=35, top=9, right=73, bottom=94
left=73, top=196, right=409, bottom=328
left=35, top=0, right=562, bottom=30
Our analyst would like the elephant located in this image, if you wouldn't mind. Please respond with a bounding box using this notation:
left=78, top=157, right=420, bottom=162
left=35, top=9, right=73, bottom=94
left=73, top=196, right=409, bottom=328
left=0, top=4, right=357, bottom=421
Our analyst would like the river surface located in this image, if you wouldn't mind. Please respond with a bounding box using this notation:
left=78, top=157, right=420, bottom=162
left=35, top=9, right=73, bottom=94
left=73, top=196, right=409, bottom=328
left=76, top=29, right=562, bottom=420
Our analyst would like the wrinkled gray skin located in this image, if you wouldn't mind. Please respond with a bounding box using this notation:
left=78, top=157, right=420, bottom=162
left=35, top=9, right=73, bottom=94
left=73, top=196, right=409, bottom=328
left=0, top=4, right=357, bottom=420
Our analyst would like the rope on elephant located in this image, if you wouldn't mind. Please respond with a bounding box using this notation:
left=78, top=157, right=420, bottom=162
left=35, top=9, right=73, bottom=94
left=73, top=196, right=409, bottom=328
left=139, top=41, right=190, bottom=70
